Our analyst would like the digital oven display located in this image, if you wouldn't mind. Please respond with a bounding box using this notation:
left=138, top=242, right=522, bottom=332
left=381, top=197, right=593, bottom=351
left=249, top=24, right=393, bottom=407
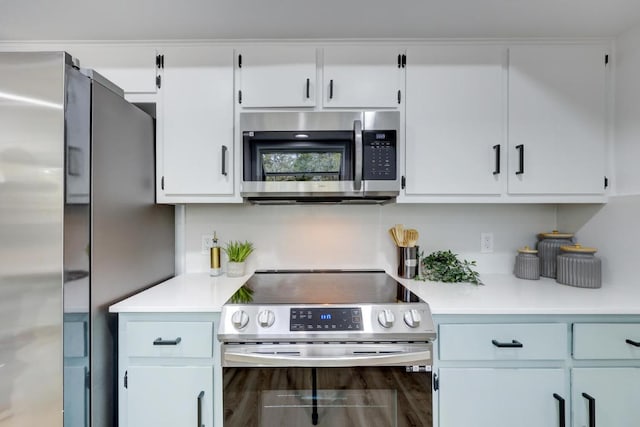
left=290, top=308, right=362, bottom=331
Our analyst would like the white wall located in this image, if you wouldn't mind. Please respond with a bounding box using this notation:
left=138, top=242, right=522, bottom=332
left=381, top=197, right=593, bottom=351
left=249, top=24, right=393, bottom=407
left=184, top=204, right=557, bottom=275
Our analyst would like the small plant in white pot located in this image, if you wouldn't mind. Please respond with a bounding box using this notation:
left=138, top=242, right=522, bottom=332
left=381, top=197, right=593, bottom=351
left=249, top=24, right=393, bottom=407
left=224, top=240, right=254, bottom=277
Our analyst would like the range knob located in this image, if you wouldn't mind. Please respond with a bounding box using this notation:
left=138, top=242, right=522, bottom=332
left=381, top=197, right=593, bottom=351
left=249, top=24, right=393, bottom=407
left=257, top=309, right=276, bottom=328
left=377, top=309, right=396, bottom=328
left=403, top=309, right=422, bottom=328
left=231, top=310, right=249, bottom=330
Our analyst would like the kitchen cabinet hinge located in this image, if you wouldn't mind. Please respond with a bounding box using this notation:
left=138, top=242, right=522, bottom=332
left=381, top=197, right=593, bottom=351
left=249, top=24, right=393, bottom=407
left=124, top=370, right=128, bottom=389
left=604, top=176, right=609, bottom=189
left=397, top=90, right=402, bottom=104
left=156, top=54, right=164, bottom=69
left=401, top=175, right=406, bottom=189
left=433, top=373, right=439, bottom=391
left=238, top=90, right=243, bottom=104
left=605, top=54, right=609, bottom=65
left=238, top=54, right=242, bottom=68
left=156, top=75, right=162, bottom=89
left=161, top=176, right=165, bottom=190
left=402, top=54, right=406, bottom=68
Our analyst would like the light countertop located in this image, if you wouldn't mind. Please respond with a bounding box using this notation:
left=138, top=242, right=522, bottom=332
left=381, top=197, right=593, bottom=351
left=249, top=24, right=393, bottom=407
left=109, top=269, right=640, bottom=315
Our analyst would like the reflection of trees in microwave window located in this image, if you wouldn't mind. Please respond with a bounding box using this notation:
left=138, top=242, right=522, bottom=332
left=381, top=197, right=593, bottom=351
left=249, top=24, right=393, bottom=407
left=262, top=152, right=342, bottom=181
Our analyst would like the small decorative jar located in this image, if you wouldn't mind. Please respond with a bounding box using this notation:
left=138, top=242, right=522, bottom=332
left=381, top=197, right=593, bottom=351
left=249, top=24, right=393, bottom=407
left=514, top=246, right=540, bottom=280
left=537, top=230, right=574, bottom=278
left=227, top=261, right=246, bottom=278
left=556, top=244, right=602, bottom=289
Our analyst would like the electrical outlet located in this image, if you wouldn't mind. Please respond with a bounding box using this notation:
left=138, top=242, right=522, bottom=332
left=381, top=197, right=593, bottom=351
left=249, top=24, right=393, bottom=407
left=480, top=232, right=494, bottom=253
left=202, top=235, right=214, bottom=254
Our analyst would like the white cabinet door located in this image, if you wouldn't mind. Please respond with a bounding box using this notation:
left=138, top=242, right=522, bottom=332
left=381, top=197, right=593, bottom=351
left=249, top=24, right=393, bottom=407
left=323, top=46, right=402, bottom=108
left=158, top=46, right=235, bottom=201
left=439, top=368, right=567, bottom=427
left=405, top=45, right=505, bottom=196
left=572, top=368, right=640, bottom=427
left=126, top=366, right=213, bottom=427
left=508, top=44, right=607, bottom=195
left=238, top=46, right=317, bottom=108
left=66, top=45, right=158, bottom=93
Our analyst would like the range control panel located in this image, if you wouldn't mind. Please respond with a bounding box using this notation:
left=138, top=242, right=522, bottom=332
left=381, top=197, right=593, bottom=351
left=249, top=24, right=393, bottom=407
left=290, top=307, right=362, bottom=331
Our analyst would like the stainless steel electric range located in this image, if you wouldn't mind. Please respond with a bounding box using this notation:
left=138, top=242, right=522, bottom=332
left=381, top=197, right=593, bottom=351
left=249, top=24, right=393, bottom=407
left=218, top=270, right=436, bottom=427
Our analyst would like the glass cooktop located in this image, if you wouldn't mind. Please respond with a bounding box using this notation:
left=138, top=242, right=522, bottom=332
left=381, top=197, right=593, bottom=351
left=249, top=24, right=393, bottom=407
left=228, top=269, right=420, bottom=305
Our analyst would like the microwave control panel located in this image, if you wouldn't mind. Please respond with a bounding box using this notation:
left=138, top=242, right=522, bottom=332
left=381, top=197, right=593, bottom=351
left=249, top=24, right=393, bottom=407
left=363, top=130, right=396, bottom=180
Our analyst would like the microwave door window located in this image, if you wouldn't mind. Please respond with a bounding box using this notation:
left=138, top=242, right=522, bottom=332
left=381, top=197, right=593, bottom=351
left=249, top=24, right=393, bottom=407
left=261, top=151, right=344, bottom=182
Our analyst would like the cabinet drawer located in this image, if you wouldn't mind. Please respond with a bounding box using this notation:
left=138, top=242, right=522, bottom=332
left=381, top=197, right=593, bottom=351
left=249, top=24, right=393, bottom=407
left=126, top=321, right=213, bottom=358
left=573, top=323, right=640, bottom=360
left=439, top=323, right=567, bottom=361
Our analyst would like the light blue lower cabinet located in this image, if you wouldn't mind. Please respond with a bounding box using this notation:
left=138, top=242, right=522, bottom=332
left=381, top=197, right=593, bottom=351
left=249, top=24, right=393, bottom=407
left=571, top=368, right=640, bottom=427
left=438, top=368, right=568, bottom=427
left=126, top=365, right=213, bottom=427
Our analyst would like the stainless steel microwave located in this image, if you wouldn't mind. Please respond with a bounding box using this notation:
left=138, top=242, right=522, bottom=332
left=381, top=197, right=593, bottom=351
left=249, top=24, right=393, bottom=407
left=240, top=111, right=400, bottom=204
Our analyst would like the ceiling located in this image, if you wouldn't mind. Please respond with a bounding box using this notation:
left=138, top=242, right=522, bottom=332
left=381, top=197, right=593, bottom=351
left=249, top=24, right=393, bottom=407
left=1, top=0, right=640, bottom=41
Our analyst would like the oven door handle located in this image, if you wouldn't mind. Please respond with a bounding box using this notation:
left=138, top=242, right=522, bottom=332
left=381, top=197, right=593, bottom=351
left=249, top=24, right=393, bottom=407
left=223, top=349, right=431, bottom=368
left=354, top=119, right=363, bottom=192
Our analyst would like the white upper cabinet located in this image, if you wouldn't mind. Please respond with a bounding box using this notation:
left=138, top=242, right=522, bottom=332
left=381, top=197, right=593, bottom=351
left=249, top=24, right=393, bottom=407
left=323, top=46, right=403, bottom=108
left=237, top=46, right=317, bottom=108
left=66, top=45, right=158, bottom=94
left=508, top=44, right=607, bottom=195
left=404, top=45, right=505, bottom=196
left=157, top=46, right=235, bottom=203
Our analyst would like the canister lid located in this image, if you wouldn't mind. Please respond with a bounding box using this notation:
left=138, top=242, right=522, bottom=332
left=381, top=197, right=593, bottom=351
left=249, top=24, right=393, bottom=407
left=560, top=244, right=597, bottom=254
left=538, top=230, right=574, bottom=239
left=518, top=246, right=538, bottom=254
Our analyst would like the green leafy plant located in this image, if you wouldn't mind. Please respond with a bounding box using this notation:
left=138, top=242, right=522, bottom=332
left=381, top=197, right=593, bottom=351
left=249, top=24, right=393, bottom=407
left=224, top=240, right=254, bottom=262
left=418, top=250, right=482, bottom=285
left=230, top=285, right=254, bottom=304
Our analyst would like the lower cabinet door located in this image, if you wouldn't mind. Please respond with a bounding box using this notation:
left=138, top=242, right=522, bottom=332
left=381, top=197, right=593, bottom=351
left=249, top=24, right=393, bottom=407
left=572, top=368, right=640, bottom=427
left=126, top=365, right=213, bottom=427
left=438, top=368, right=567, bottom=427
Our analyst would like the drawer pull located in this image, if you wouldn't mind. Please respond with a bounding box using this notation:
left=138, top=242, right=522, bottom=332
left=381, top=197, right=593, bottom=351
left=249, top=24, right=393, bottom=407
left=491, top=339, right=523, bottom=348
left=625, top=339, right=640, bottom=347
left=197, top=390, right=205, bottom=427
left=553, top=393, right=566, bottom=427
left=153, top=337, right=182, bottom=346
left=582, top=393, right=596, bottom=427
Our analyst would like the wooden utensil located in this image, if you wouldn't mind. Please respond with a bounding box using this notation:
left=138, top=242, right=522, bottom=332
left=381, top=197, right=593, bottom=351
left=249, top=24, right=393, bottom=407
left=394, top=224, right=406, bottom=247
left=389, top=228, right=400, bottom=247
left=405, top=229, right=419, bottom=248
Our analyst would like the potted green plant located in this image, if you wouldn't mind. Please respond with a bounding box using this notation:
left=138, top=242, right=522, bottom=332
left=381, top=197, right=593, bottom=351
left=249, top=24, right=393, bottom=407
left=224, top=240, right=254, bottom=277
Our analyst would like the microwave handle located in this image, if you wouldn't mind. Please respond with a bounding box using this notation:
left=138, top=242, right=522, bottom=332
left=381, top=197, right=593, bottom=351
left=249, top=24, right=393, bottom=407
left=354, top=120, right=363, bottom=191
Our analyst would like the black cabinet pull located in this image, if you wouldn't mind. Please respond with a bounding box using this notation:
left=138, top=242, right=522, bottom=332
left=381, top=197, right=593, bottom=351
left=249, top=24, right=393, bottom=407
left=306, top=78, right=310, bottom=99
left=582, top=393, right=596, bottom=427
left=221, top=145, right=228, bottom=176
left=493, top=144, right=501, bottom=175
left=197, top=391, right=205, bottom=427
left=553, top=393, right=566, bottom=427
left=516, top=144, right=525, bottom=175
left=153, top=337, right=182, bottom=346
left=626, top=339, right=640, bottom=347
left=491, top=339, right=523, bottom=348
left=329, top=79, right=334, bottom=99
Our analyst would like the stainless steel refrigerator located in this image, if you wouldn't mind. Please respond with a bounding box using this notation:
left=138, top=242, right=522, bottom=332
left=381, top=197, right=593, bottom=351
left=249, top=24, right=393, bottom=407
left=0, top=52, right=175, bottom=427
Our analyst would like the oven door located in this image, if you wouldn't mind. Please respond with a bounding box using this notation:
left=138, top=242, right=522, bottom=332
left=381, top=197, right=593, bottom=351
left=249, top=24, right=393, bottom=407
left=222, top=343, right=433, bottom=427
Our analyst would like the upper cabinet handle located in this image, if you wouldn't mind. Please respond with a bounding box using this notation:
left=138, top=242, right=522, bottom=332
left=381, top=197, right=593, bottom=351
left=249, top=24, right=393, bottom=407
left=516, top=144, right=525, bottom=175
left=197, top=391, right=205, bottom=427
left=221, top=145, right=228, bottom=177
left=491, top=339, right=523, bottom=348
left=493, top=144, right=501, bottom=175
left=306, top=78, right=310, bottom=99
left=329, top=79, right=334, bottom=100
left=626, top=339, right=640, bottom=347
left=553, top=393, right=566, bottom=427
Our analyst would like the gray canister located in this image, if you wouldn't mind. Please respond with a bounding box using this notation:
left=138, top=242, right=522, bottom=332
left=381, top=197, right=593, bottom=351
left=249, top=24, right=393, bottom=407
left=556, top=244, right=602, bottom=289
left=537, top=231, right=574, bottom=278
left=514, top=246, right=540, bottom=280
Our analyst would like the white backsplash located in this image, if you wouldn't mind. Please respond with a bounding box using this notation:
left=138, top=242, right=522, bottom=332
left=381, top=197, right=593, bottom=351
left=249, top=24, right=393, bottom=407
left=184, top=203, right=557, bottom=275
